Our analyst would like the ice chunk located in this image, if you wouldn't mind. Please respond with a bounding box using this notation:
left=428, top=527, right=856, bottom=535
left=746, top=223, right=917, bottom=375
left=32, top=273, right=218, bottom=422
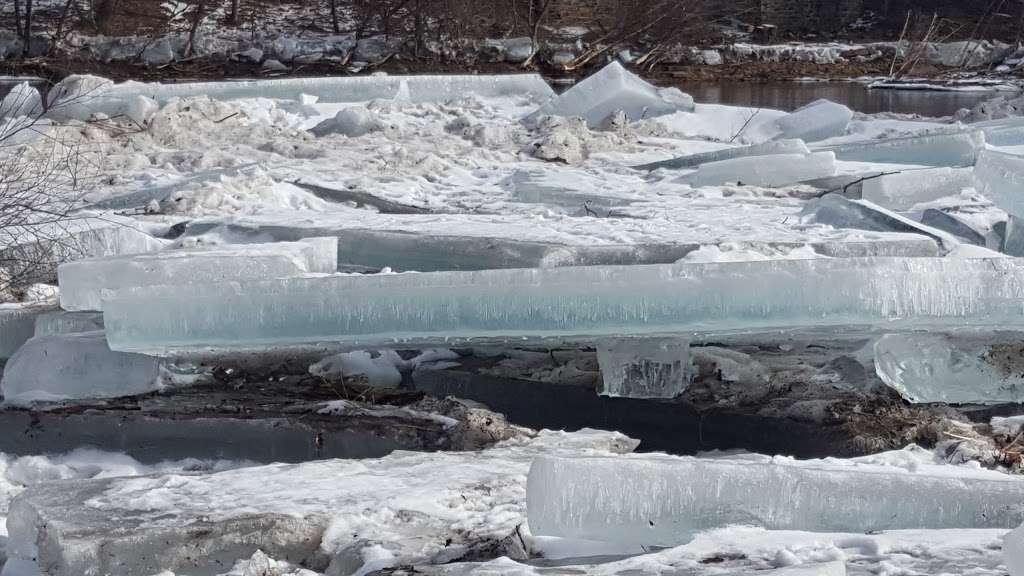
left=684, top=152, right=836, bottom=188
left=1, top=331, right=162, bottom=406
left=78, top=74, right=555, bottom=114
left=524, top=62, right=694, bottom=129
left=1007, top=522, right=1024, bottom=576
left=873, top=332, right=1024, bottom=404
left=57, top=238, right=336, bottom=311
left=746, top=564, right=846, bottom=576
left=596, top=338, right=690, bottom=399
left=1006, top=215, right=1024, bottom=256
left=921, top=209, right=987, bottom=246
left=861, top=168, right=974, bottom=211
left=0, top=82, right=42, bottom=119
left=33, top=310, right=104, bottom=337
left=816, top=130, right=985, bottom=167
left=635, top=139, right=810, bottom=171
left=104, top=257, right=1024, bottom=356
left=0, top=305, right=53, bottom=360
left=975, top=149, right=1024, bottom=218
left=773, top=99, right=853, bottom=143
left=527, top=454, right=1024, bottom=546
left=309, top=107, right=384, bottom=137
left=974, top=116, right=1024, bottom=146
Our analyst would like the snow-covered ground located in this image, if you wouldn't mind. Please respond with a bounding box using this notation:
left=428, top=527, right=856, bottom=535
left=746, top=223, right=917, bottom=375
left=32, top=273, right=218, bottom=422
left=3, top=66, right=1024, bottom=576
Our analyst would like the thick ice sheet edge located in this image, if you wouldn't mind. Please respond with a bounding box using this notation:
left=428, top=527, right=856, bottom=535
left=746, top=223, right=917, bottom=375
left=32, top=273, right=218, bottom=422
left=104, top=257, right=1024, bottom=356
left=526, top=455, right=1024, bottom=547
left=47, top=74, right=556, bottom=121
left=975, top=148, right=1024, bottom=219
left=634, top=139, right=810, bottom=171
left=814, top=130, right=985, bottom=167
left=57, top=237, right=337, bottom=312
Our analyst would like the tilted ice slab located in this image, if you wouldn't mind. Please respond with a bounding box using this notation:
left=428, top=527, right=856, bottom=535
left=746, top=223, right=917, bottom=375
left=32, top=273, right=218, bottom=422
left=683, top=152, right=836, bottom=188
left=815, top=130, right=985, bottom=167
left=772, top=100, right=853, bottom=143
left=104, top=257, right=1024, bottom=356
left=50, top=74, right=555, bottom=121
left=1, top=331, right=164, bottom=406
left=861, top=167, right=975, bottom=211
left=0, top=216, right=166, bottom=285
left=873, top=332, right=1024, bottom=404
left=974, top=148, right=1024, bottom=218
left=6, top=429, right=635, bottom=576
left=635, top=139, right=811, bottom=171
left=524, top=62, right=694, bottom=129
left=57, top=237, right=337, bottom=311
left=527, top=454, right=1024, bottom=546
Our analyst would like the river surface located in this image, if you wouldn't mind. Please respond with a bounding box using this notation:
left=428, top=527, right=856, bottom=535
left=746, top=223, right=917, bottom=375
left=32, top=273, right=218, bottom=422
left=1, top=76, right=1014, bottom=118
left=670, top=80, right=1010, bottom=116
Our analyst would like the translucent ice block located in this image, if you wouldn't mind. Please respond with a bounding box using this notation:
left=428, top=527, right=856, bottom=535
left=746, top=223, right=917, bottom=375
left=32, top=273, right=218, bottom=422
left=773, top=99, right=853, bottom=143
left=33, top=310, right=104, bottom=337
left=861, top=167, right=975, bottom=211
left=974, top=149, right=1024, bottom=219
left=973, top=116, right=1024, bottom=147
left=104, top=257, right=1024, bottom=356
left=873, top=332, right=1024, bottom=404
left=1, top=331, right=162, bottom=406
left=596, top=338, right=690, bottom=399
left=684, top=152, right=836, bottom=188
left=817, top=130, right=985, bottom=167
left=635, top=139, right=810, bottom=171
left=57, top=238, right=337, bottom=311
left=526, top=454, right=1024, bottom=546
left=524, top=62, right=694, bottom=129
left=1006, top=522, right=1024, bottom=576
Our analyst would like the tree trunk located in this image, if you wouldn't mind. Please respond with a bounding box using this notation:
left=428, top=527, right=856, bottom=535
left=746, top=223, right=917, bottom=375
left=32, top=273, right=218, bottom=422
left=330, top=0, right=340, bottom=33
left=414, top=0, right=424, bottom=57
left=186, top=0, right=206, bottom=57
left=13, top=0, right=22, bottom=38
left=23, top=0, right=33, bottom=57
left=229, top=0, right=239, bottom=25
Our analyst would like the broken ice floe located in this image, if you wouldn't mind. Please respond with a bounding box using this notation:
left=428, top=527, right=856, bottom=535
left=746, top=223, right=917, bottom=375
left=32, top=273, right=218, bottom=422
left=635, top=139, right=810, bottom=171
left=860, top=167, right=975, bottom=211
left=873, top=332, right=1024, bottom=404
left=57, top=237, right=336, bottom=312
left=526, top=453, right=1024, bottom=546
left=799, top=194, right=958, bottom=251
left=524, top=62, right=694, bottom=129
left=1, top=331, right=167, bottom=406
left=683, top=152, right=836, bottom=188
left=815, top=130, right=985, bottom=167
left=0, top=305, right=53, bottom=360
left=5, top=429, right=633, bottom=576
left=103, top=258, right=1024, bottom=356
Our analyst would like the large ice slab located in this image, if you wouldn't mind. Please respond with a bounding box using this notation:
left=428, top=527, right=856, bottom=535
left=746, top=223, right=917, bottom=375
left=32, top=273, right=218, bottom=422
left=683, top=152, right=836, bottom=188
left=105, top=257, right=1024, bottom=356
left=596, top=338, right=690, bottom=399
left=861, top=167, right=975, bottom=211
left=816, top=130, right=985, bottom=167
left=1007, top=522, right=1024, bottom=576
left=57, top=238, right=336, bottom=311
left=873, top=332, right=1024, bottom=404
left=524, top=62, right=693, bottom=129
left=773, top=100, right=853, bottom=143
left=527, top=454, right=1024, bottom=546
left=800, top=194, right=958, bottom=251
left=973, top=116, right=1024, bottom=146
left=635, top=139, right=810, bottom=171
left=6, top=429, right=633, bottom=576
left=974, top=148, right=1024, bottom=219
left=1, top=331, right=162, bottom=406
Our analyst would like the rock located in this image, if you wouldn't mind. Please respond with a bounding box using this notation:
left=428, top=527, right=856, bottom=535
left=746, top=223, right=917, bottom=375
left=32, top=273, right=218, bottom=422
left=262, top=59, right=290, bottom=73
